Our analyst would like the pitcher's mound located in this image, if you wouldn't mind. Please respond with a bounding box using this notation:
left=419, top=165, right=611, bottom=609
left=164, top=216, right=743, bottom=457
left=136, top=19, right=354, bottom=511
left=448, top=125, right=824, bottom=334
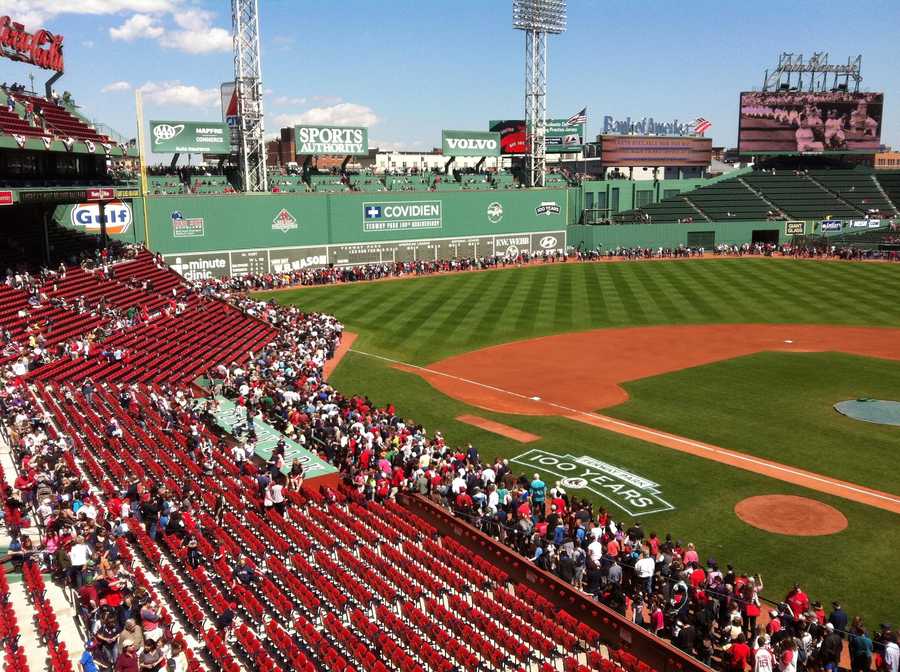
left=735, top=495, right=848, bottom=536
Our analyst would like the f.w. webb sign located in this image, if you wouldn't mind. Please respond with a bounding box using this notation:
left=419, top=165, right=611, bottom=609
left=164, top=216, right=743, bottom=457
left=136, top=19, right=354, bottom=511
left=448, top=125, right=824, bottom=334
left=295, top=124, right=368, bottom=156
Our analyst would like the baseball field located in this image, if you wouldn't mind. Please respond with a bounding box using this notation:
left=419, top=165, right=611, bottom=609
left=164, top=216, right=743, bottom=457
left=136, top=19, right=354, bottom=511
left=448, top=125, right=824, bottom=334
left=258, top=257, right=900, bottom=626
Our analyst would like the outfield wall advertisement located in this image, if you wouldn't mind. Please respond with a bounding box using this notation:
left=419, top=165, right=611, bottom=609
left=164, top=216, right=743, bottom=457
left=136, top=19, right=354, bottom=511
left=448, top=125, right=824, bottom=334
left=165, top=230, right=567, bottom=280
left=295, top=125, right=368, bottom=155
left=441, top=130, right=502, bottom=157
left=149, top=120, right=232, bottom=154
left=489, top=119, right=584, bottom=154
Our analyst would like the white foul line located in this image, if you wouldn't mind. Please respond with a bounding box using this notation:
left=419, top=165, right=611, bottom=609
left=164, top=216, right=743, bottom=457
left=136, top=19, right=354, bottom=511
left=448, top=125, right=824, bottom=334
left=349, top=348, right=900, bottom=510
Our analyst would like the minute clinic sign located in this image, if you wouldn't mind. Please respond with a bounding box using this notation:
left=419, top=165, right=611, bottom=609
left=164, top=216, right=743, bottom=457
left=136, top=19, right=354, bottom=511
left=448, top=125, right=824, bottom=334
left=0, top=16, right=64, bottom=73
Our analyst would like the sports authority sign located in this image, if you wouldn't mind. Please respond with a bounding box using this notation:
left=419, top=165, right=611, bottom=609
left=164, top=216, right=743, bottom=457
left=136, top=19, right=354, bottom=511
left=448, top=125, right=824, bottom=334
left=363, top=200, right=442, bottom=233
left=295, top=125, right=368, bottom=155
left=0, top=16, right=64, bottom=73
left=511, top=449, right=675, bottom=516
left=442, top=130, right=501, bottom=157
left=149, top=120, right=232, bottom=154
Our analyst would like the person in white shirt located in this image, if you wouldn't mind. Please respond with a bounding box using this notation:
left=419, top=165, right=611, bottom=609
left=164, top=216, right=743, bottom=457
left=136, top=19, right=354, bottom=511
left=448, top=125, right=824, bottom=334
left=754, top=637, right=774, bottom=672
left=68, top=537, right=91, bottom=588
left=634, top=552, right=656, bottom=596
left=587, top=538, right=604, bottom=566
left=885, top=636, right=899, bottom=672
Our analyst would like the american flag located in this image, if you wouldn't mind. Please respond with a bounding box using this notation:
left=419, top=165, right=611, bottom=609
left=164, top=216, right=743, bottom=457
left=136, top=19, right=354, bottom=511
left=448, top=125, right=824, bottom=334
left=566, top=107, right=587, bottom=126
left=694, top=117, right=712, bottom=135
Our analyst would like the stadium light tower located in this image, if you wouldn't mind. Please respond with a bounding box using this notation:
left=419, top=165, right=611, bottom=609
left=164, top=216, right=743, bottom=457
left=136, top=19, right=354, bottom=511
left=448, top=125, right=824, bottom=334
left=232, top=0, right=268, bottom=192
left=513, top=0, right=566, bottom=188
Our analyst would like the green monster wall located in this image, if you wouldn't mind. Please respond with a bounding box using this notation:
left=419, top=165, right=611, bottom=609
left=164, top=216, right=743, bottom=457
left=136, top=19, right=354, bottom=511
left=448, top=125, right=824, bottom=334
left=51, top=180, right=843, bottom=280
left=55, top=189, right=575, bottom=279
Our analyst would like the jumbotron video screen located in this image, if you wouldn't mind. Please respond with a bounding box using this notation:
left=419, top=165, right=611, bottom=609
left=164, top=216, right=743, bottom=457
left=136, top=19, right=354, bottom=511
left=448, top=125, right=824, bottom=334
left=738, top=90, right=883, bottom=154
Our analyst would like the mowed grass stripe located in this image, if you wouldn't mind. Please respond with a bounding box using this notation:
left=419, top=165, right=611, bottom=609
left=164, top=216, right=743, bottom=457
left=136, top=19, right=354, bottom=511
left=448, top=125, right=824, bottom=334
left=581, top=263, right=610, bottom=325
left=384, top=278, right=466, bottom=352
left=629, top=262, right=692, bottom=323
left=419, top=272, right=501, bottom=356
left=513, top=266, right=552, bottom=334
left=804, top=262, right=900, bottom=322
left=715, top=260, right=803, bottom=321
left=673, top=261, right=768, bottom=323
left=764, top=261, right=889, bottom=325
left=553, top=264, right=576, bottom=330
left=653, top=263, right=725, bottom=321
left=472, top=267, right=532, bottom=340
left=594, top=265, right=631, bottom=324
left=606, top=263, right=650, bottom=324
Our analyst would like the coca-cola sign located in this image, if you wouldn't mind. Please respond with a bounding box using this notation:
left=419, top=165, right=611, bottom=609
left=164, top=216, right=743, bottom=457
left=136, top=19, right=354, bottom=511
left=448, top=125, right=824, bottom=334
left=0, top=16, right=64, bottom=73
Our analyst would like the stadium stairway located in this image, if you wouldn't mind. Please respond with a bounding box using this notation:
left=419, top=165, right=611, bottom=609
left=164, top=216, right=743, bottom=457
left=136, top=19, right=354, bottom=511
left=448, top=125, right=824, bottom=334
left=680, top=196, right=712, bottom=222
left=870, top=175, right=900, bottom=215
left=29, top=378, right=643, bottom=672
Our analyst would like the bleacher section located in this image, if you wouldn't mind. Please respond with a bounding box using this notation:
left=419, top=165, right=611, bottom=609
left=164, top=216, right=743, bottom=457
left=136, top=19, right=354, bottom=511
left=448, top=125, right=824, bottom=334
left=148, top=175, right=186, bottom=195
left=8, top=251, right=276, bottom=385
left=189, top=175, right=235, bottom=194
left=614, top=169, right=900, bottom=224
left=15, top=93, right=111, bottom=144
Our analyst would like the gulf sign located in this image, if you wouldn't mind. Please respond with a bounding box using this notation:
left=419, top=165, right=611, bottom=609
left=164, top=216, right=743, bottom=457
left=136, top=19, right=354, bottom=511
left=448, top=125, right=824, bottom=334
left=70, top=200, right=132, bottom=235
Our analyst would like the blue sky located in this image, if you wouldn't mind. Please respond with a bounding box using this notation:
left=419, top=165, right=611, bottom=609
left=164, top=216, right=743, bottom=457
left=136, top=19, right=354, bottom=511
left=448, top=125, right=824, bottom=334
left=2, top=0, right=897, bottom=154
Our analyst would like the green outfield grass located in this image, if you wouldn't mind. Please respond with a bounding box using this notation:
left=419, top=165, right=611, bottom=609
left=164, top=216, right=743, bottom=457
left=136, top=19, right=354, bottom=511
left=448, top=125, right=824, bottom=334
left=260, top=258, right=900, bottom=364
left=257, top=258, right=900, bottom=626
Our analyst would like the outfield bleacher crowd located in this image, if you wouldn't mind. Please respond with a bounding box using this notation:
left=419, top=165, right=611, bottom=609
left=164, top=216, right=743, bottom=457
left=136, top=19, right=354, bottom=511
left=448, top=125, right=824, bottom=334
left=1, top=247, right=898, bottom=672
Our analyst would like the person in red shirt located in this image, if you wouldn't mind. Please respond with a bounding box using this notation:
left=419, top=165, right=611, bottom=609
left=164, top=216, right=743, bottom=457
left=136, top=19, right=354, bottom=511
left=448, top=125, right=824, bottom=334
left=766, top=610, right=781, bottom=636
left=454, top=487, right=473, bottom=513
left=728, top=634, right=751, bottom=672
left=785, top=584, right=809, bottom=619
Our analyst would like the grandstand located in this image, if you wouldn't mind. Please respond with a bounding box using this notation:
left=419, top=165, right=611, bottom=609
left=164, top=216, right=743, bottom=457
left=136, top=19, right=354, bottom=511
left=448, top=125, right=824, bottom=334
left=613, top=168, right=900, bottom=224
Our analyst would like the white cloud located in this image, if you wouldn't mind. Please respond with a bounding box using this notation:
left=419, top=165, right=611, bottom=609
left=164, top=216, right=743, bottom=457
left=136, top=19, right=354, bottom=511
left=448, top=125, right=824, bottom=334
left=8, top=1, right=231, bottom=54
left=157, top=8, right=231, bottom=53
left=272, top=96, right=308, bottom=107
left=274, top=103, right=379, bottom=128
left=101, top=81, right=132, bottom=93
left=110, top=13, right=164, bottom=41
left=1, top=0, right=176, bottom=26
left=137, top=81, right=218, bottom=108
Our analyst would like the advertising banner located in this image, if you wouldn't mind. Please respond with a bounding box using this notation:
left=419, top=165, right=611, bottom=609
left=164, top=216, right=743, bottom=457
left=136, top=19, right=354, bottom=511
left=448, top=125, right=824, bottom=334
left=820, top=220, right=843, bottom=232
left=149, top=120, right=232, bottom=154
left=171, top=211, right=205, bottom=238
left=441, top=130, right=501, bottom=157
left=598, top=134, right=712, bottom=167
left=362, top=200, right=442, bottom=233
left=545, top=118, right=584, bottom=153
left=295, top=125, right=368, bottom=155
left=850, top=220, right=870, bottom=229
left=784, top=220, right=805, bottom=235
left=70, top=200, right=132, bottom=234
left=220, top=82, right=238, bottom=131
left=488, top=119, right=583, bottom=154
left=738, top=91, right=883, bottom=154
left=162, top=230, right=566, bottom=277
left=868, top=219, right=883, bottom=228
